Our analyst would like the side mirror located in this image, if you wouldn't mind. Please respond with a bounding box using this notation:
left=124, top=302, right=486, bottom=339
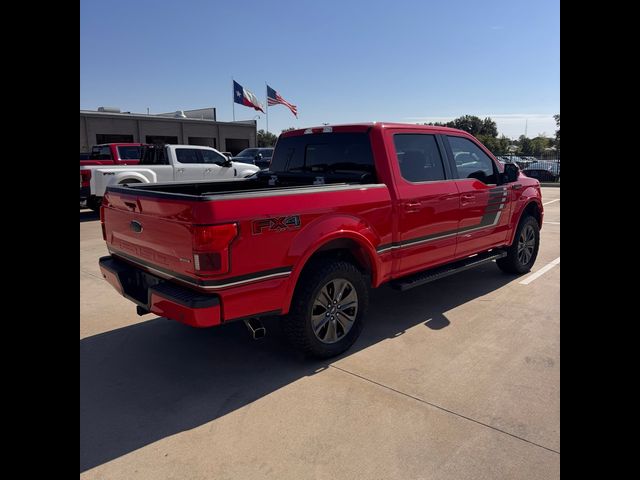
left=503, top=162, right=519, bottom=183
left=255, top=153, right=263, bottom=160
left=224, top=158, right=233, bottom=167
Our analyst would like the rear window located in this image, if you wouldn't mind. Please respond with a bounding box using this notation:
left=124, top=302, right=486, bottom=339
left=117, top=146, right=141, bottom=160
left=270, top=132, right=374, bottom=174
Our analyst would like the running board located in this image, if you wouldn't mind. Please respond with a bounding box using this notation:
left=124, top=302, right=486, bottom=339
left=390, top=250, right=507, bottom=292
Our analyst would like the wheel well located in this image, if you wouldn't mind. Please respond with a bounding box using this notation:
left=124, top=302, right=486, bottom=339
left=301, top=239, right=374, bottom=284
left=118, top=178, right=141, bottom=184
left=523, top=201, right=541, bottom=226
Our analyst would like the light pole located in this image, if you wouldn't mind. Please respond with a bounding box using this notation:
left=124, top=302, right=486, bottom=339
left=253, top=115, right=261, bottom=146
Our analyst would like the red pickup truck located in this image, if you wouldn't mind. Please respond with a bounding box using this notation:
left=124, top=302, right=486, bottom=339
left=80, top=143, right=144, bottom=166
left=98, top=123, right=543, bottom=358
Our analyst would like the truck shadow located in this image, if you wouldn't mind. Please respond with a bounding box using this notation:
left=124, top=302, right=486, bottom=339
left=80, top=264, right=516, bottom=472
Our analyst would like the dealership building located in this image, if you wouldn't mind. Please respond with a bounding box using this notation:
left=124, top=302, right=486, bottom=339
left=80, top=107, right=257, bottom=155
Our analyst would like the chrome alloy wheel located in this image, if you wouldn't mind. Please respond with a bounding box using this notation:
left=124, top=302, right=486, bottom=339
left=311, top=279, right=358, bottom=344
left=517, top=224, right=536, bottom=265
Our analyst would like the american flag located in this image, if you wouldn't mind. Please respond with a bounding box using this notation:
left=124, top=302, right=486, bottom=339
left=267, top=85, right=298, bottom=118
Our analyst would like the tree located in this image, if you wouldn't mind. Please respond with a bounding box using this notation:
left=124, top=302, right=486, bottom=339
left=480, top=117, right=498, bottom=137
left=424, top=115, right=498, bottom=137
left=518, top=135, right=534, bottom=155
left=478, top=134, right=511, bottom=155
left=530, top=136, right=552, bottom=156
left=553, top=114, right=560, bottom=151
left=281, top=127, right=296, bottom=133
left=257, top=129, right=277, bottom=147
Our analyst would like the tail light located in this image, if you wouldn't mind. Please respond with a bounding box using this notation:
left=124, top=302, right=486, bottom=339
left=192, top=223, right=238, bottom=274
left=80, top=169, right=92, bottom=188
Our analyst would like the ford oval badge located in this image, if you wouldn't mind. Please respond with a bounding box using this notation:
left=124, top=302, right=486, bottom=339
left=130, top=220, right=143, bottom=233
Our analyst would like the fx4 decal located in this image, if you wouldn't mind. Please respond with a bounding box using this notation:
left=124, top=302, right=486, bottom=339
left=252, top=215, right=301, bottom=235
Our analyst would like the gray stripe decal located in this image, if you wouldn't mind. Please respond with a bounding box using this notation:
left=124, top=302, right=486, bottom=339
left=377, top=191, right=508, bottom=254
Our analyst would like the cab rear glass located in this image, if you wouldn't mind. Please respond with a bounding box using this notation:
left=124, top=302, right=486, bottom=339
left=270, top=132, right=374, bottom=175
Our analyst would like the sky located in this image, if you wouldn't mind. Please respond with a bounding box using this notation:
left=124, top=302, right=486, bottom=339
left=80, top=0, right=559, bottom=139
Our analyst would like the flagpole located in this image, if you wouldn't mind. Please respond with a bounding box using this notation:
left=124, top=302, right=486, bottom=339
left=232, top=77, right=235, bottom=122
left=265, top=82, right=269, bottom=135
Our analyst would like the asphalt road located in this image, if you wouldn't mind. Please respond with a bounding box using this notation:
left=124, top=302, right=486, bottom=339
left=80, top=187, right=560, bottom=479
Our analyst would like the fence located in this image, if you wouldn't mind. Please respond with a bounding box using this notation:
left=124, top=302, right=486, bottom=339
left=495, top=153, right=560, bottom=183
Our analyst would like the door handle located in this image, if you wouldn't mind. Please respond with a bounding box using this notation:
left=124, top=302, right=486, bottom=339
left=176, top=168, right=184, bottom=173
left=204, top=168, right=212, bottom=173
left=512, top=183, right=522, bottom=190
left=405, top=201, right=422, bottom=213
left=460, top=194, right=475, bottom=205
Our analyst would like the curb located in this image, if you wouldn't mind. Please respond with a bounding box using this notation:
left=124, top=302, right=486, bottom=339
left=540, top=183, right=560, bottom=188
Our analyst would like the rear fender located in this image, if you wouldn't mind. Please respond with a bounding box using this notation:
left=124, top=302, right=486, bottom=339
left=280, top=214, right=382, bottom=314
left=110, top=171, right=154, bottom=185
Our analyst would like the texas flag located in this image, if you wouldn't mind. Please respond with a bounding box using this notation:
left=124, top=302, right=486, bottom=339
left=233, top=80, right=264, bottom=113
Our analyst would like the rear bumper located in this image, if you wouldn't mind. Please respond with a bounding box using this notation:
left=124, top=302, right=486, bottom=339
left=99, top=255, right=222, bottom=327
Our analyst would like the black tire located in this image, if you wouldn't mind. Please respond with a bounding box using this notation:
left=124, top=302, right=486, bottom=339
left=282, top=260, right=369, bottom=358
left=87, top=196, right=103, bottom=212
left=496, top=215, right=540, bottom=274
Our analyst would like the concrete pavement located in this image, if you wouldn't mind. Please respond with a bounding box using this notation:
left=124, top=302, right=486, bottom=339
left=80, top=187, right=560, bottom=479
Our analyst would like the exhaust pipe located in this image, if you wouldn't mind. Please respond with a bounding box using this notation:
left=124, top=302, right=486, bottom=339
left=244, top=318, right=266, bottom=340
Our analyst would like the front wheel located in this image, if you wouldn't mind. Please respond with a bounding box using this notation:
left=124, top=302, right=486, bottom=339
left=282, top=260, right=369, bottom=358
left=496, top=215, right=540, bottom=274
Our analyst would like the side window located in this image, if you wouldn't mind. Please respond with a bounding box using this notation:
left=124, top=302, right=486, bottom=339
left=393, top=134, right=446, bottom=182
left=175, top=148, right=201, bottom=164
left=448, top=136, right=497, bottom=184
left=201, top=149, right=226, bottom=165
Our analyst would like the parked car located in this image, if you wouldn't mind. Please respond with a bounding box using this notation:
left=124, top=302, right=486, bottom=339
left=80, top=144, right=260, bottom=211
left=80, top=143, right=145, bottom=166
left=98, top=123, right=543, bottom=358
left=232, top=148, right=274, bottom=169
left=80, top=152, right=90, bottom=160
left=522, top=161, right=560, bottom=182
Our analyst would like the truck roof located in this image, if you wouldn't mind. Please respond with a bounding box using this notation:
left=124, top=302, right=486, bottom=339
left=281, top=122, right=467, bottom=137
left=280, top=122, right=468, bottom=137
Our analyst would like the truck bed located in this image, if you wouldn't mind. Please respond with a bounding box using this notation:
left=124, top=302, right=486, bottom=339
left=106, top=170, right=378, bottom=200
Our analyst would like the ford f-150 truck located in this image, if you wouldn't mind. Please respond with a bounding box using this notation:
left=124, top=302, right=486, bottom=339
left=98, top=123, right=543, bottom=358
left=81, top=144, right=260, bottom=211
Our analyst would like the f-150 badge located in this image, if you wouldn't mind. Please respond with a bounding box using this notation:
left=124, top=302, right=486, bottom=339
left=252, top=215, right=301, bottom=235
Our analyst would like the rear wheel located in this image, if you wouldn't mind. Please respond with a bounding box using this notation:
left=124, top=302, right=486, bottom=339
left=282, top=260, right=368, bottom=358
left=496, top=215, right=540, bottom=274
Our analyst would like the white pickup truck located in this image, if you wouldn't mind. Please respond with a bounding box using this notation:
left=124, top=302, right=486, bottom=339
left=80, top=144, right=261, bottom=211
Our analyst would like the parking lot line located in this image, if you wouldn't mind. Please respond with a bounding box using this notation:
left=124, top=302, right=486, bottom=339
left=520, top=257, right=560, bottom=285
left=544, top=221, right=560, bottom=225
left=543, top=199, right=560, bottom=206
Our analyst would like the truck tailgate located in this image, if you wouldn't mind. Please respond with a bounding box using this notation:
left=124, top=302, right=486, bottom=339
left=103, top=191, right=199, bottom=280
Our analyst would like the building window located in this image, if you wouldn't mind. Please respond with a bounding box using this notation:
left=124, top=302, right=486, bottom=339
left=146, top=135, right=178, bottom=145
left=188, top=137, right=217, bottom=148
left=96, top=134, right=134, bottom=144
